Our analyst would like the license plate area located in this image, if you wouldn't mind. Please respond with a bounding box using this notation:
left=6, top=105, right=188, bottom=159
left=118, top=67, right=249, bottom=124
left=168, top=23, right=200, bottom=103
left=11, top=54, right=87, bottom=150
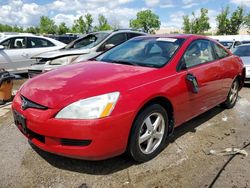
left=13, top=110, right=28, bottom=135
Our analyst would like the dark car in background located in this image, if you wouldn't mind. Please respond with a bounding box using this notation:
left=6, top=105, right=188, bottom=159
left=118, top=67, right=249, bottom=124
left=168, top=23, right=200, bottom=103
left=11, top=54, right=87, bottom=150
left=45, top=34, right=80, bottom=44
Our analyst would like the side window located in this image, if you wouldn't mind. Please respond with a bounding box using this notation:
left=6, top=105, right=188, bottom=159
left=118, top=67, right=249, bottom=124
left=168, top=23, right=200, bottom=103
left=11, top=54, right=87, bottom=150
left=3, top=37, right=26, bottom=49
left=127, top=33, right=143, bottom=39
left=1, top=39, right=11, bottom=49
left=182, top=40, right=215, bottom=68
left=73, top=35, right=96, bottom=49
left=27, top=37, right=54, bottom=48
left=234, top=41, right=241, bottom=47
left=106, top=33, right=127, bottom=46
left=100, top=33, right=127, bottom=51
left=214, top=43, right=230, bottom=59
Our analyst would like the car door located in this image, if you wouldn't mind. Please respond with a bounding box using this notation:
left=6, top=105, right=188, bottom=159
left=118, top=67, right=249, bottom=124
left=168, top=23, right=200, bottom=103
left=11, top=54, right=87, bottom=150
left=212, top=42, right=234, bottom=98
left=0, top=37, right=33, bottom=72
left=178, top=39, right=223, bottom=117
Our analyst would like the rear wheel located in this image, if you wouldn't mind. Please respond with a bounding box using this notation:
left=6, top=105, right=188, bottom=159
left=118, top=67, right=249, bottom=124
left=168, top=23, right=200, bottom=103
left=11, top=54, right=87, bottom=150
left=222, top=79, right=239, bottom=109
left=128, top=104, right=168, bottom=162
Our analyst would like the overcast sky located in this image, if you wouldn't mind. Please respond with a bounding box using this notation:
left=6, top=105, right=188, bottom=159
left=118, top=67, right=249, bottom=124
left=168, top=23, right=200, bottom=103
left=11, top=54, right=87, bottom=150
left=0, top=0, right=249, bottom=29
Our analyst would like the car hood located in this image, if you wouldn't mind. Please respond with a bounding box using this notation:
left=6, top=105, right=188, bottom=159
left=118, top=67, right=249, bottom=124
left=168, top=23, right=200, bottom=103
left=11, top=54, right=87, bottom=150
left=20, top=61, right=156, bottom=109
left=240, top=56, right=250, bottom=66
left=33, top=49, right=91, bottom=59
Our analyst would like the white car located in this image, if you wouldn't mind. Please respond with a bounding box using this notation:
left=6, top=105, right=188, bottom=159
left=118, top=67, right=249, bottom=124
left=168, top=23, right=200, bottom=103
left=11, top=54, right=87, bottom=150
left=0, top=35, right=66, bottom=74
left=232, top=44, right=250, bottom=83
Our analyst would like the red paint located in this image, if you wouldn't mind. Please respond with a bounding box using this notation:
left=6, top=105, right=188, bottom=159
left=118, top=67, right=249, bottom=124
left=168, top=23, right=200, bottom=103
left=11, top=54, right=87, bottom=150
left=12, top=35, right=245, bottom=160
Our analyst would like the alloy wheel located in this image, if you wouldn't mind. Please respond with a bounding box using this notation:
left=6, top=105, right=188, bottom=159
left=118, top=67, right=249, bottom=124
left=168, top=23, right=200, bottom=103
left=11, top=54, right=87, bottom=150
left=138, top=113, right=165, bottom=154
left=229, top=80, right=239, bottom=105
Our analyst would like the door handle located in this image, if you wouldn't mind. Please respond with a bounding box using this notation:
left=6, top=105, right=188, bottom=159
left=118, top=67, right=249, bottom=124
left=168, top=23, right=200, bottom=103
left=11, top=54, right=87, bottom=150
left=186, top=73, right=199, bottom=93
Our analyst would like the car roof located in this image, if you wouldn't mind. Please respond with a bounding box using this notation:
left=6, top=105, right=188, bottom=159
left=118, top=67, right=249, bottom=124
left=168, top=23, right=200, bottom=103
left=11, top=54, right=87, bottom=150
left=133, top=34, right=210, bottom=40
left=112, top=29, right=146, bottom=34
left=89, top=29, right=146, bottom=35
left=75, top=30, right=146, bottom=41
left=219, top=40, right=234, bottom=42
left=237, top=43, right=250, bottom=46
left=0, top=34, right=66, bottom=46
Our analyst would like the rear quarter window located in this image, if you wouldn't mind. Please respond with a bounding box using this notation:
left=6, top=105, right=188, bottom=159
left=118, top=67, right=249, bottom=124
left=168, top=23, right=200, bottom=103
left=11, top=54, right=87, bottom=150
left=213, top=43, right=230, bottom=59
left=28, top=37, right=55, bottom=48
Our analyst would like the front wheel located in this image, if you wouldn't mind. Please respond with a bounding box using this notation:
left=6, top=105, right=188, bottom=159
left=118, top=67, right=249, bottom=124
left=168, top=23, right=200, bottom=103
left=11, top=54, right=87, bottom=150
left=222, top=79, right=239, bottom=109
left=128, top=104, right=168, bottom=162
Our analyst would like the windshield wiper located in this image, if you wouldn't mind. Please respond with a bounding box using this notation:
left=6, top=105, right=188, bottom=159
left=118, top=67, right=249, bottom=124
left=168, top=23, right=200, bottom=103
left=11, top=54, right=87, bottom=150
left=111, top=60, right=138, bottom=66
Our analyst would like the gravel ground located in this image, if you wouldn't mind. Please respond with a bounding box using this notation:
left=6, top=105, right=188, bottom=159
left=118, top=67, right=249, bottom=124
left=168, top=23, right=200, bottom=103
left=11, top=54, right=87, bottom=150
left=0, top=80, right=249, bottom=188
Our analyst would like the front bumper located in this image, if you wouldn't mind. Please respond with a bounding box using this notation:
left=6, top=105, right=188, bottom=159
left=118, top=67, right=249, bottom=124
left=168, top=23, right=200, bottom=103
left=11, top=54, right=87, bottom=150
left=12, top=94, right=134, bottom=160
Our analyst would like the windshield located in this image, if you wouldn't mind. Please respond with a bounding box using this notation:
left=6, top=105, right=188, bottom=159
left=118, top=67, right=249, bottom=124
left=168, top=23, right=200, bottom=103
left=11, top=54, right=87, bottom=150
left=233, top=46, right=250, bottom=57
left=96, top=37, right=185, bottom=68
left=64, top=32, right=109, bottom=50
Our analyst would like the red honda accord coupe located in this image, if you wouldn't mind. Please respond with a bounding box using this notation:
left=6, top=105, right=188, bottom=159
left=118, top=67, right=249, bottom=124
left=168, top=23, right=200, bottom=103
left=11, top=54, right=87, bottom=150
left=12, top=35, right=245, bottom=162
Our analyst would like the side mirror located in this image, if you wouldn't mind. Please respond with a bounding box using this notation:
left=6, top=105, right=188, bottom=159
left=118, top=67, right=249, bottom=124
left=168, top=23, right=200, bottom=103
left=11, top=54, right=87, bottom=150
left=104, top=44, right=115, bottom=50
left=0, top=45, right=4, bottom=50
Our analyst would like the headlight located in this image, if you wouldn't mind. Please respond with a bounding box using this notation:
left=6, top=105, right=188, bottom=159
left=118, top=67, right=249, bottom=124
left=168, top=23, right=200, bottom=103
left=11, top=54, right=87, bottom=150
left=55, top=92, right=120, bottom=119
left=49, top=55, right=78, bottom=65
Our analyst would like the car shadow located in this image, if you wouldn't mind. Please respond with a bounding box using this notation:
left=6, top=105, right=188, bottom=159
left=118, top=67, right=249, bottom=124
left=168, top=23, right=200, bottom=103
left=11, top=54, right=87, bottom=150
left=168, top=106, right=224, bottom=143
left=30, top=106, right=224, bottom=175
left=30, top=142, right=134, bottom=175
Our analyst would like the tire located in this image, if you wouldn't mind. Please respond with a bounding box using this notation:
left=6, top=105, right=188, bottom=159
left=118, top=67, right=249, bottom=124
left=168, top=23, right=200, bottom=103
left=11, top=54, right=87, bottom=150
left=128, top=104, right=168, bottom=162
left=222, top=79, right=239, bottom=109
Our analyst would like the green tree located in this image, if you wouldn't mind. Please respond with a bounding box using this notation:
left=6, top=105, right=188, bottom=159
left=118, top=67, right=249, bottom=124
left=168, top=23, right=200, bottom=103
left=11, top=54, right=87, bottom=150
left=26, top=26, right=39, bottom=34
left=13, top=25, right=23, bottom=32
left=57, top=22, right=69, bottom=35
left=229, top=6, right=244, bottom=34
left=216, top=6, right=230, bottom=35
left=182, top=8, right=210, bottom=34
left=72, top=16, right=86, bottom=33
left=130, top=10, right=160, bottom=33
left=244, top=13, right=250, bottom=33
left=39, top=16, right=57, bottom=34
left=183, top=15, right=191, bottom=33
left=216, top=6, right=244, bottom=35
left=85, top=13, right=93, bottom=33
left=0, top=24, right=13, bottom=32
left=94, top=14, right=112, bottom=31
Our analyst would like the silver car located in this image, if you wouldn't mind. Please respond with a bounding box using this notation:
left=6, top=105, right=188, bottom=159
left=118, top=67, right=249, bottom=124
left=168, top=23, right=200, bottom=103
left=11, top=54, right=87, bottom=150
left=28, top=30, right=146, bottom=78
left=233, top=44, right=250, bottom=82
left=0, top=34, right=66, bottom=74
